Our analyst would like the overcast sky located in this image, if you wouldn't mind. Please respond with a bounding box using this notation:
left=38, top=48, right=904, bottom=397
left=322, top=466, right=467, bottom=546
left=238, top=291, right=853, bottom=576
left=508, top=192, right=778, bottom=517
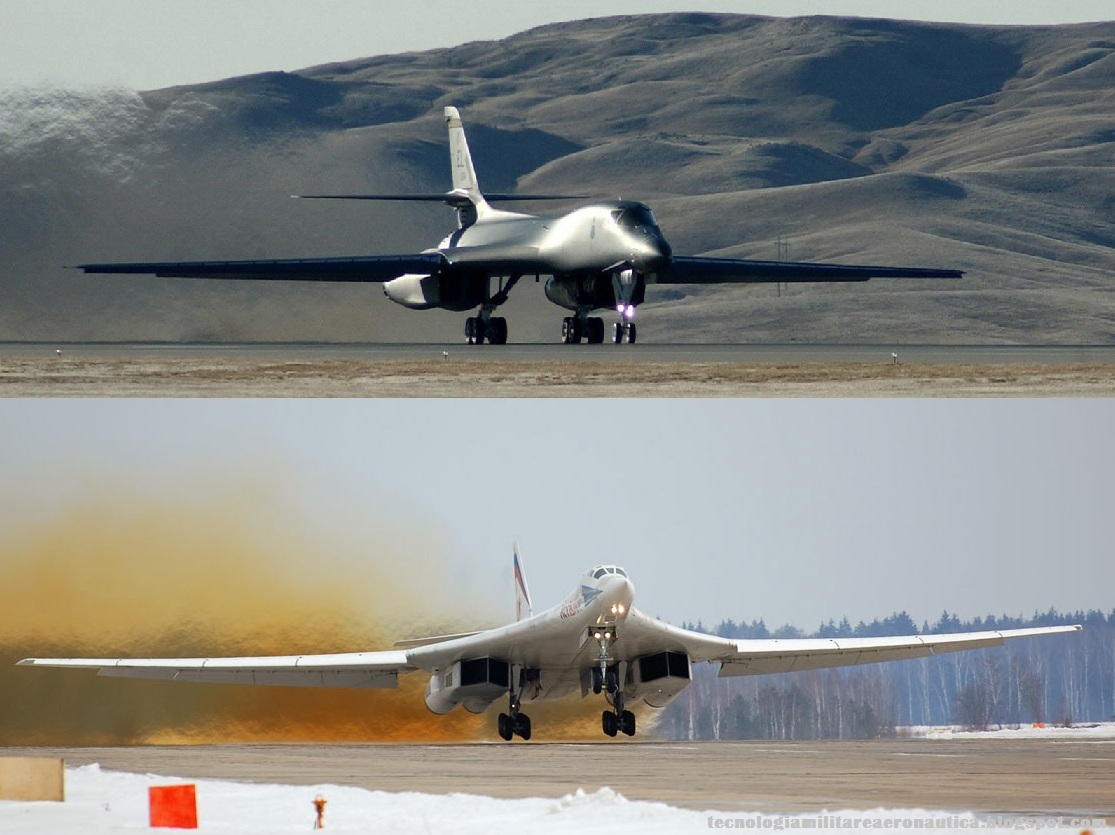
left=3, top=0, right=1112, bottom=91
left=2, top=399, right=1111, bottom=632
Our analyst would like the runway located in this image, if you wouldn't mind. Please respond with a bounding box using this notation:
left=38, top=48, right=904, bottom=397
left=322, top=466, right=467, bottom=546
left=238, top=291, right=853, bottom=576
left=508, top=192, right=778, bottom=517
left=3, top=343, right=1114, bottom=395
left=5, top=739, right=1113, bottom=814
left=5, top=341, right=1115, bottom=364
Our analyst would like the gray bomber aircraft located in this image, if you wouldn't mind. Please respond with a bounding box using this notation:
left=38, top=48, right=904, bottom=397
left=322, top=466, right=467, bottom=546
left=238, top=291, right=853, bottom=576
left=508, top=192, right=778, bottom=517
left=81, top=106, right=963, bottom=345
left=20, top=549, right=1080, bottom=740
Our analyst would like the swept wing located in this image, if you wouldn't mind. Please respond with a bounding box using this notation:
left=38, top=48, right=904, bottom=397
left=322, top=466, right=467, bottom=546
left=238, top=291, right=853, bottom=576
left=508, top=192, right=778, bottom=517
left=17, top=650, right=412, bottom=688
left=18, top=620, right=1080, bottom=687
left=655, top=256, right=962, bottom=283
left=78, top=253, right=446, bottom=283
left=617, top=609, right=1080, bottom=675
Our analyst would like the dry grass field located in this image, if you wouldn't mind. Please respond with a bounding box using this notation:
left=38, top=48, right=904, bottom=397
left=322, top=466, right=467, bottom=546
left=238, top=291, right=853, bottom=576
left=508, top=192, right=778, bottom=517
left=2, top=356, right=1114, bottom=396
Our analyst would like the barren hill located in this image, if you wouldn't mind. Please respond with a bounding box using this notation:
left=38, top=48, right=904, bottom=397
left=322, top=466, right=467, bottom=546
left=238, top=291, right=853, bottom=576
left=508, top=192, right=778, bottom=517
left=1, top=14, right=1112, bottom=343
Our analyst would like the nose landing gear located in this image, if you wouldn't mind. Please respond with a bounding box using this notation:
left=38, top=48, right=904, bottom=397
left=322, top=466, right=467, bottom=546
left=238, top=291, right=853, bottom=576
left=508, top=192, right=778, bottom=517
left=612, top=321, right=637, bottom=344
left=589, top=625, right=636, bottom=737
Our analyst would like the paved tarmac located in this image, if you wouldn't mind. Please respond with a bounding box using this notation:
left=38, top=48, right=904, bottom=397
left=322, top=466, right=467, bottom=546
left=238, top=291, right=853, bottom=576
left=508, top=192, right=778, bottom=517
left=5, top=342, right=1115, bottom=364
left=5, top=739, right=1112, bottom=814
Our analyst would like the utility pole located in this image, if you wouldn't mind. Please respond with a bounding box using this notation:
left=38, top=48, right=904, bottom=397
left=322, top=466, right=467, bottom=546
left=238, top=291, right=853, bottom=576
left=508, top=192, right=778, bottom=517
left=775, top=236, right=790, bottom=296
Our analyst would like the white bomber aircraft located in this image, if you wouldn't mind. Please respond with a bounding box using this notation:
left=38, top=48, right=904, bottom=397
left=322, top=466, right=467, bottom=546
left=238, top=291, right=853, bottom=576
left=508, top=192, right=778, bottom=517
left=79, top=106, right=962, bottom=345
left=20, top=550, right=1080, bottom=740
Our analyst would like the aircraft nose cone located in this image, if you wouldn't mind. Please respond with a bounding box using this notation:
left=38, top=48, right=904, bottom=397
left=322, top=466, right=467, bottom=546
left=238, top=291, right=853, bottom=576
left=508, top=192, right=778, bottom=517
left=605, top=575, right=635, bottom=611
left=636, top=233, right=672, bottom=272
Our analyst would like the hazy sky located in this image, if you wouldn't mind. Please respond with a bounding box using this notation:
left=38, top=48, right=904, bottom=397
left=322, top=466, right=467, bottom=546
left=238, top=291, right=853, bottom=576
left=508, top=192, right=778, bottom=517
left=2, top=399, right=1111, bottom=632
left=3, top=0, right=1111, bottom=91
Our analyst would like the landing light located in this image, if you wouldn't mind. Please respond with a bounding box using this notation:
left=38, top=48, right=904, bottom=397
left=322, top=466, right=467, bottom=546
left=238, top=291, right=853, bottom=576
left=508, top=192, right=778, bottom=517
left=624, top=305, right=636, bottom=319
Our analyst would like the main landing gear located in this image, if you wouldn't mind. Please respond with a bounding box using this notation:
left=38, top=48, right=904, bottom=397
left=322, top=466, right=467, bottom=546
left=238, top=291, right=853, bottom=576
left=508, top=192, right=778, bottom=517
left=465, top=315, right=507, bottom=345
left=561, top=315, right=606, bottom=344
left=497, top=690, right=531, bottom=741
left=465, top=276, right=520, bottom=345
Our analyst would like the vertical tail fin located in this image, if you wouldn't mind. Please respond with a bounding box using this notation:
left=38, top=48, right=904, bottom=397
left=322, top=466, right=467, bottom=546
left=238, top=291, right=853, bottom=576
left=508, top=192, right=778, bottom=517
left=513, top=543, right=533, bottom=622
left=444, top=106, right=490, bottom=227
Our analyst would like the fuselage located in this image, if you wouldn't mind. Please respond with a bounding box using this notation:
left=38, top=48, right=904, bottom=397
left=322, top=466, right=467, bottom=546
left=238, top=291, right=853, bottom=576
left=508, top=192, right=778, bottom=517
left=385, top=201, right=673, bottom=315
left=413, top=565, right=635, bottom=712
left=439, top=202, right=672, bottom=276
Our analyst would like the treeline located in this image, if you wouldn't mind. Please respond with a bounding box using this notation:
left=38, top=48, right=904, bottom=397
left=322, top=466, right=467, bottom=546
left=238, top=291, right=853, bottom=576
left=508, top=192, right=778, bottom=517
left=657, top=608, right=1114, bottom=740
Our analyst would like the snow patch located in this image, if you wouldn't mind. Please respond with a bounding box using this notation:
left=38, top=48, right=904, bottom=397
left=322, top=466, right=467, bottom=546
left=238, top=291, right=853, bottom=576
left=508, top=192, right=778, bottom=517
left=0, top=764, right=1104, bottom=834
left=906, top=721, right=1115, bottom=740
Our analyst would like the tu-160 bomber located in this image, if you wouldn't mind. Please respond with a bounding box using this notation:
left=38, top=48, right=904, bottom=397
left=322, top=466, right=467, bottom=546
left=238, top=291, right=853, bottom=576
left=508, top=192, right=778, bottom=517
left=20, top=550, right=1079, bottom=740
left=80, top=107, right=962, bottom=344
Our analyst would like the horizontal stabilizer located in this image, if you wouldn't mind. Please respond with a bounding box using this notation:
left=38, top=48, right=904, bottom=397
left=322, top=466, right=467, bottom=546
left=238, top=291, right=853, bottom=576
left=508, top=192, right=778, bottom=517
left=294, top=193, right=585, bottom=204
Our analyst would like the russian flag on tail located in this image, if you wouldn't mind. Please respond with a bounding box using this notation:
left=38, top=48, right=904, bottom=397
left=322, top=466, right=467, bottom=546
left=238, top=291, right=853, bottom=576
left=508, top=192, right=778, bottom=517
left=513, top=544, right=532, bottom=621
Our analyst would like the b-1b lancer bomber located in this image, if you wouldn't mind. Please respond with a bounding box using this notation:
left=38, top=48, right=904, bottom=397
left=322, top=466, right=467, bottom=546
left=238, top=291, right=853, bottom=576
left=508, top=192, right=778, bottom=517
left=20, top=550, right=1078, bottom=740
left=80, top=107, right=963, bottom=344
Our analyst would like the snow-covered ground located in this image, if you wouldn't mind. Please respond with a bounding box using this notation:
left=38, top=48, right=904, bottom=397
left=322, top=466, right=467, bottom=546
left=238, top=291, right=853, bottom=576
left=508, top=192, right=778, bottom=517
left=1, top=764, right=1106, bottom=834
left=905, top=721, right=1115, bottom=740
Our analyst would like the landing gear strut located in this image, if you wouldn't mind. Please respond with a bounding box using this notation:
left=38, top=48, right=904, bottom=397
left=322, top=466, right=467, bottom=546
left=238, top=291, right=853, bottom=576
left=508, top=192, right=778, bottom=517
left=497, top=690, right=531, bottom=741
left=589, top=625, right=636, bottom=737
left=465, top=276, right=519, bottom=345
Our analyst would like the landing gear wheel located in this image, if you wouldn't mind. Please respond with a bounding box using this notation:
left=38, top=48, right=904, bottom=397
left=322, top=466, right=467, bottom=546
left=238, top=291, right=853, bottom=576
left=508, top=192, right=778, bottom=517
left=605, top=667, right=619, bottom=695
left=587, top=317, right=605, bottom=344
left=620, top=710, right=636, bottom=737
left=613, top=322, right=636, bottom=344
left=466, top=317, right=488, bottom=345
left=591, top=666, right=603, bottom=695
left=489, top=316, right=508, bottom=345
left=498, top=712, right=513, bottom=741
left=561, top=317, right=584, bottom=344
left=602, top=710, right=618, bottom=738
left=513, top=712, right=532, bottom=741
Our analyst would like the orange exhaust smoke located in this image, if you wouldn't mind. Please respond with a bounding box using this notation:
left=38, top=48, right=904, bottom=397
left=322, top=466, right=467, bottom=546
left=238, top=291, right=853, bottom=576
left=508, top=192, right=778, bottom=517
left=0, top=489, right=628, bottom=744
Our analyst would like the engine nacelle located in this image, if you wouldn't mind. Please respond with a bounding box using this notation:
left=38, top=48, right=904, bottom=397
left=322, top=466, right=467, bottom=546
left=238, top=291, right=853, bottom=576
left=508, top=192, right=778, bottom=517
left=626, top=651, right=692, bottom=708
left=545, top=273, right=646, bottom=312
left=424, top=657, right=509, bottom=715
left=383, top=273, right=440, bottom=309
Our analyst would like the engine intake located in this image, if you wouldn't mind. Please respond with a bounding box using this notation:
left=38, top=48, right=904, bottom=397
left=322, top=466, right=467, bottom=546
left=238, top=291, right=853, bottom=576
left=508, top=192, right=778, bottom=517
left=424, top=657, right=509, bottom=715
left=627, top=651, right=691, bottom=708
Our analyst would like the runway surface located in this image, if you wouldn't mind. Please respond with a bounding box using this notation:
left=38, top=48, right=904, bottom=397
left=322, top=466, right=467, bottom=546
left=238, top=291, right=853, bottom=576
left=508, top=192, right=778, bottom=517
left=3, top=343, right=1114, bottom=395
left=5, top=739, right=1113, bottom=814
left=5, top=342, right=1115, bottom=364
